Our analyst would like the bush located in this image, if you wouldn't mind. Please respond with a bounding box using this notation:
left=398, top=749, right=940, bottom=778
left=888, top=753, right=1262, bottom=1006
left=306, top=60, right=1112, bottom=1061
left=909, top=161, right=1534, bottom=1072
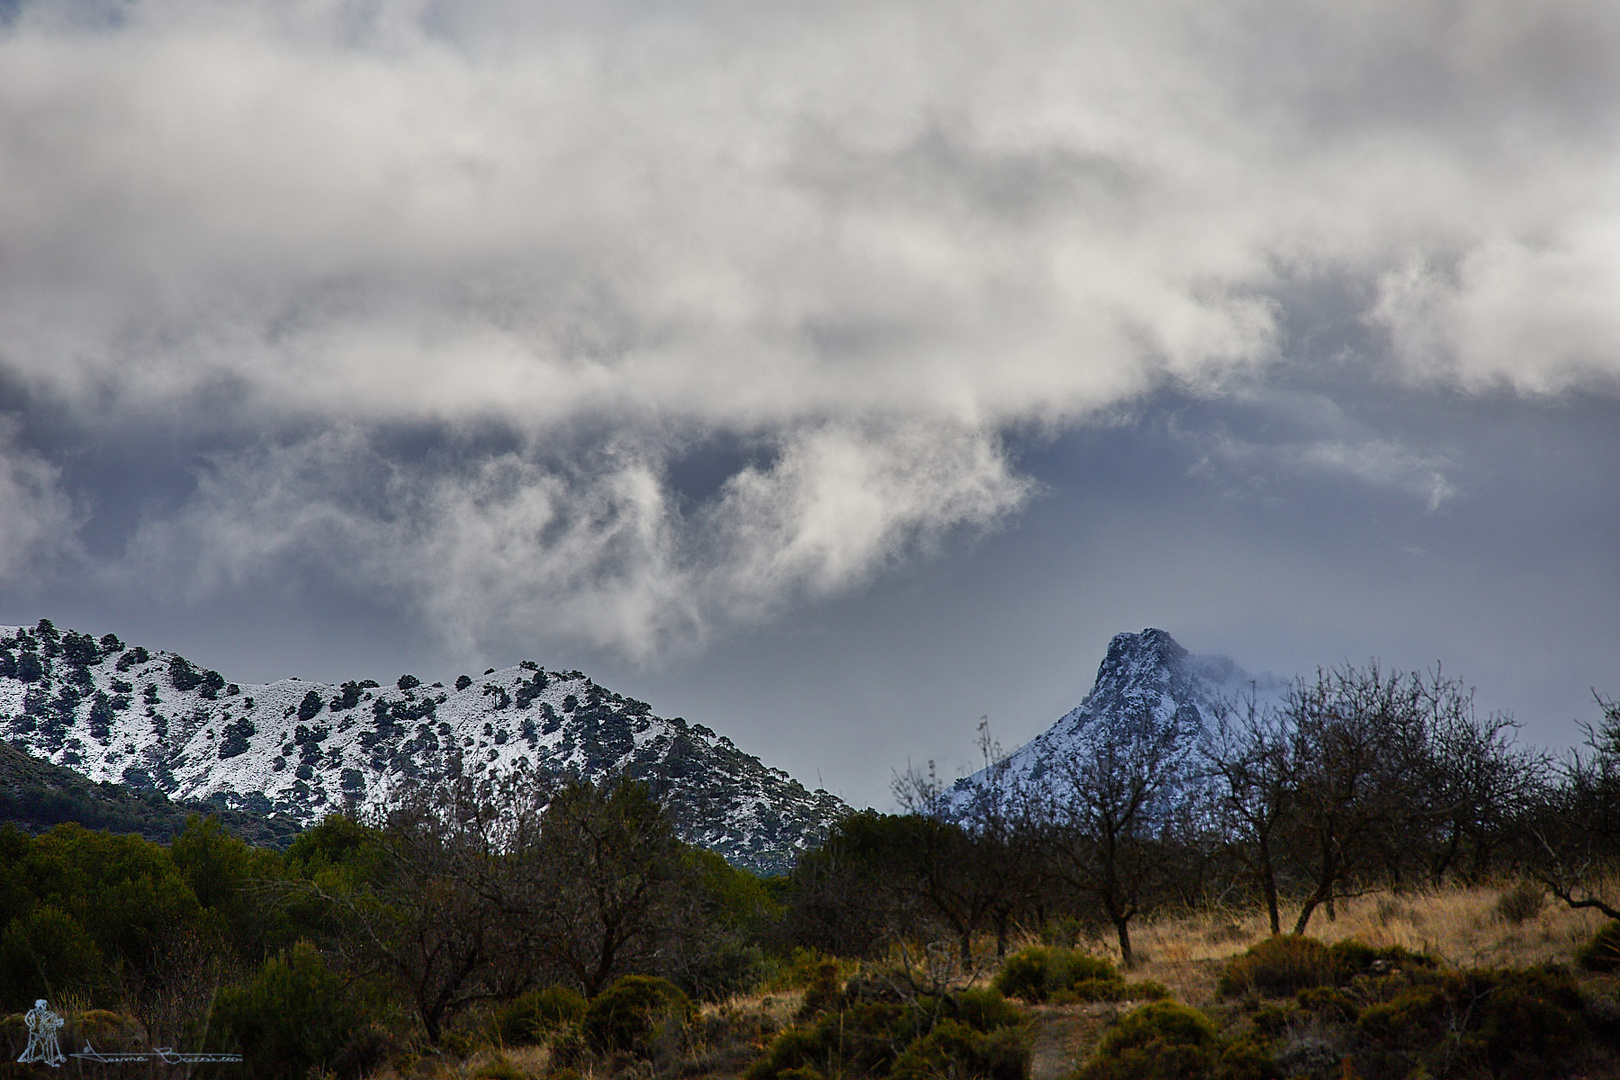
left=1496, top=882, right=1547, bottom=926
left=1353, top=966, right=1590, bottom=1079
left=581, top=975, right=692, bottom=1058
left=793, top=959, right=846, bottom=1018
left=496, top=987, right=586, bottom=1045
left=992, top=946, right=1120, bottom=1003
left=889, top=1019, right=1026, bottom=1080
left=1077, top=1001, right=1219, bottom=1080
left=748, top=989, right=1025, bottom=1080
left=330, top=1025, right=401, bottom=1080
left=469, top=1054, right=526, bottom=1080
left=1578, top=921, right=1620, bottom=973
left=946, top=988, right=1024, bottom=1033
left=1218, top=937, right=1334, bottom=999
left=68, top=1010, right=145, bottom=1054
left=168, top=655, right=202, bottom=692
left=1325, top=940, right=1434, bottom=980
left=211, top=942, right=367, bottom=1080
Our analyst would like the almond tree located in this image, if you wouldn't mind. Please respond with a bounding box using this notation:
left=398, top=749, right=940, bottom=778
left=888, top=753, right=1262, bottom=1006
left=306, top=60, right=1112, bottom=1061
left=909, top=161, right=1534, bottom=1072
left=1531, top=694, right=1620, bottom=919
left=1203, top=690, right=1298, bottom=935
left=1040, top=715, right=1187, bottom=968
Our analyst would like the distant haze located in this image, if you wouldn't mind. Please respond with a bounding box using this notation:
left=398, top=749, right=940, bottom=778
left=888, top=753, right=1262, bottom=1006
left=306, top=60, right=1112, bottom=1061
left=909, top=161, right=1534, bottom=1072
left=3, top=0, right=1619, bottom=809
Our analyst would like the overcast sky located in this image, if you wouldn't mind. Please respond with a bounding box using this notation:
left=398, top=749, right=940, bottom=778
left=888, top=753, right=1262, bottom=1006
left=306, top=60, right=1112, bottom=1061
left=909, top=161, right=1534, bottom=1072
left=3, top=0, right=1619, bottom=808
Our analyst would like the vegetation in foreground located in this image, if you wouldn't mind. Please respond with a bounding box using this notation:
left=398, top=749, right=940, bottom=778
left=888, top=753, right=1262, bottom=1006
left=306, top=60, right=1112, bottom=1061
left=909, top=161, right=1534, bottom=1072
left=1, top=657, right=1619, bottom=1078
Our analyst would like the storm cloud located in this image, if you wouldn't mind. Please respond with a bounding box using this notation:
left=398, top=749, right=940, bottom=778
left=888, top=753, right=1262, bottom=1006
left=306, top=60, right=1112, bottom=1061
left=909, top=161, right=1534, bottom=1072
left=3, top=0, right=1620, bottom=666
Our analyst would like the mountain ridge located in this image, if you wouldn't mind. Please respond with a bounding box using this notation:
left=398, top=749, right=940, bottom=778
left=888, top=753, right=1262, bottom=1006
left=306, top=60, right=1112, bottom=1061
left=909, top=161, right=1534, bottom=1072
left=0, top=620, right=846, bottom=874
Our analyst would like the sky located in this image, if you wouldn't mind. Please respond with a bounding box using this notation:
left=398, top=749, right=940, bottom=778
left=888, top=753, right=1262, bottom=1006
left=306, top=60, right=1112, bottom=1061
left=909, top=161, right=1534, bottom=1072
left=3, top=0, right=1620, bottom=809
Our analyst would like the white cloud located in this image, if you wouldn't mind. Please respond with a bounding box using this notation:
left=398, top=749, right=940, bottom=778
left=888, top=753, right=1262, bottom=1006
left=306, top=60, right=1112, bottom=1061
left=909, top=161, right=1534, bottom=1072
left=4, top=0, right=1620, bottom=653
left=122, top=421, right=1026, bottom=659
left=0, top=424, right=82, bottom=578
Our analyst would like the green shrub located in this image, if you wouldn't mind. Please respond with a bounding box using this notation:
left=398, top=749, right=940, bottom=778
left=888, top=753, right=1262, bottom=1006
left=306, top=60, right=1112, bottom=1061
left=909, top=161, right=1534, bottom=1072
left=1218, top=936, right=1333, bottom=999
left=992, top=946, right=1120, bottom=1003
left=67, top=1009, right=145, bottom=1054
left=1326, top=940, right=1435, bottom=980
left=330, top=1025, right=400, bottom=1080
left=1356, top=966, right=1589, bottom=1079
left=747, top=1002, right=920, bottom=1080
left=496, top=987, right=586, bottom=1045
left=1215, top=1035, right=1282, bottom=1080
left=1495, top=882, right=1547, bottom=926
left=1077, top=1001, right=1219, bottom=1080
left=580, top=975, right=692, bottom=1058
left=1578, top=920, right=1620, bottom=973
left=889, top=1019, right=1027, bottom=1080
left=1293, top=986, right=1358, bottom=1024
left=1123, top=981, right=1171, bottom=1002
left=211, top=942, right=367, bottom=1080
left=795, top=959, right=845, bottom=1018
left=946, top=988, right=1025, bottom=1032
left=470, top=1054, right=526, bottom=1080
left=748, top=989, right=1025, bottom=1080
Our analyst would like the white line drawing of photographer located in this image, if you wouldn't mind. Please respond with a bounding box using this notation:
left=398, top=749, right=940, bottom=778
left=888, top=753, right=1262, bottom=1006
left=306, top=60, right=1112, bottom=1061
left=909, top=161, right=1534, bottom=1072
left=18, top=999, right=66, bottom=1067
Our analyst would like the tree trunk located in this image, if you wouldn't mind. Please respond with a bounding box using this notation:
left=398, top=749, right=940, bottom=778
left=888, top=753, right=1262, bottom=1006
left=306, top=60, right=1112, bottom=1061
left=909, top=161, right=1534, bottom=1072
left=1113, top=916, right=1134, bottom=969
left=1261, top=866, right=1281, bottom=936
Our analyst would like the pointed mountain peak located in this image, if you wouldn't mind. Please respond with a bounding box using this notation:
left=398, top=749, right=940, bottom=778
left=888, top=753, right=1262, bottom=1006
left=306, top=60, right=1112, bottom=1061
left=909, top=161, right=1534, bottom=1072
left=946, top=629, right=1283, bottom=815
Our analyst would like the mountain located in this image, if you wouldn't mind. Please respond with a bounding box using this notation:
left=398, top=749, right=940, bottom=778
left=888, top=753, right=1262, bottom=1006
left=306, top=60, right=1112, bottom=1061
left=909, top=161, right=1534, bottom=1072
left=0, top=620, right=846, bottom=874
left=944, top=628, right=1286, bottom=816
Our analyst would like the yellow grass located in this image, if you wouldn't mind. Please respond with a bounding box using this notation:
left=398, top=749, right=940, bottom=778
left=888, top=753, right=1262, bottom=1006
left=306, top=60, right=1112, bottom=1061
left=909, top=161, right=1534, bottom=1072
left=1094, top=879, right=1617, bottom=1009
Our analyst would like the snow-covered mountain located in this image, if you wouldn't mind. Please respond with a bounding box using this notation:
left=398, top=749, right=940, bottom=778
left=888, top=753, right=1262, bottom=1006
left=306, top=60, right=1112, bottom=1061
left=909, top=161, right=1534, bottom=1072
left=0, top=621, right=846, bottom=874
left=944, top=628, right=1287, bottom=818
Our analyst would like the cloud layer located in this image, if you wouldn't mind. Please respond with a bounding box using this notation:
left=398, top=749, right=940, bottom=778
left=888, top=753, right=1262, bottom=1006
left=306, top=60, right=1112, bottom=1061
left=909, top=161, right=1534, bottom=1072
left=4, top=0, right=1620, bottom=655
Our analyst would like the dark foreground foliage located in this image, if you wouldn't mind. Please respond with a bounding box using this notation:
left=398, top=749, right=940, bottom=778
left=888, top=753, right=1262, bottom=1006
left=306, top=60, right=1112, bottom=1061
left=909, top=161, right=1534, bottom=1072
left=746, top=981, right=1027, bottom=1080
left=1219, top=940, right=1620, bottom=1080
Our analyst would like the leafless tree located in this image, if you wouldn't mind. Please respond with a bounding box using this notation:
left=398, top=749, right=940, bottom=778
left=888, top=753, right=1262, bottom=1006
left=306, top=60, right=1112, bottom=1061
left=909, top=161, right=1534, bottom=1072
left=1039, top=715, right=1187, bottom=967
left=1203, top=689, right=1298, bottom=935
left=1530, top=694, right=1620, bottom=920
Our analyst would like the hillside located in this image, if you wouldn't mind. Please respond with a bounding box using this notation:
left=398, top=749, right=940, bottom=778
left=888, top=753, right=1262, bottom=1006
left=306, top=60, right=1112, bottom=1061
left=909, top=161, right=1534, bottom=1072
left=0, top=739, right=299, bottom=847
left=0, top=620, right=846, bottom=873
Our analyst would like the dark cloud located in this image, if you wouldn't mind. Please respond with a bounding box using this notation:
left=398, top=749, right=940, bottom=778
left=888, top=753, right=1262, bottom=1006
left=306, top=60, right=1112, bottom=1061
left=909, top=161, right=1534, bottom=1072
left=3, top=0, right=1620, bottom=804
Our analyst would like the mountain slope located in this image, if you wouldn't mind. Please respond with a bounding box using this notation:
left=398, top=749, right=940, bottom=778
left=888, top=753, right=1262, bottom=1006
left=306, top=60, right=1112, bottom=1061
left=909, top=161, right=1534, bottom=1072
left=0, top=739, right=299, bottom=847
left=0, top=621, right=845, bottom=874
left=944, top=628, right=1286, bottom=816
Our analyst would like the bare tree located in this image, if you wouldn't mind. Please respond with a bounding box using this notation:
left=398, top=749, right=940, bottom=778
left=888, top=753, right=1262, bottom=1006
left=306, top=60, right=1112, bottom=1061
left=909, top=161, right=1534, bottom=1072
left=1277, top=664, right=1427, bottom=935
left=1040, top=715, right=1187, bottom=967
left=1203, top=689, right=1298, bottom=935
left=892, top=723, right=1041, bottom=966
left=1531, top=694, right=1620, bottom=920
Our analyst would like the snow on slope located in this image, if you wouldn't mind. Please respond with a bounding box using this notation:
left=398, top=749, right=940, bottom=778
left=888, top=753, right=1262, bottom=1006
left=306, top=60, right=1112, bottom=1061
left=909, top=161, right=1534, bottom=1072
left=0, top=622, right=845, bottom=874
left=944, top=628, right=1288, bottom=818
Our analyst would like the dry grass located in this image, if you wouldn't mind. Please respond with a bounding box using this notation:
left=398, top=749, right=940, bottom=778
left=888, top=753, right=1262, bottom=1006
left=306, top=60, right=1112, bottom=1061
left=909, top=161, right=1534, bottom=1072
left=1096, top=879, right=1617, bottom=1010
